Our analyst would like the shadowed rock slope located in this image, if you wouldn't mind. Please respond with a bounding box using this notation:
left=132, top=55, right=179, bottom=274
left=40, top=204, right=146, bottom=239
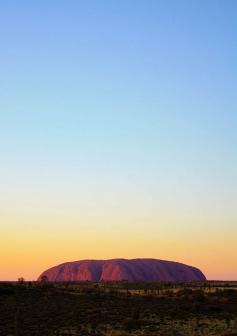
left=38, top=258, right=206, bottom=282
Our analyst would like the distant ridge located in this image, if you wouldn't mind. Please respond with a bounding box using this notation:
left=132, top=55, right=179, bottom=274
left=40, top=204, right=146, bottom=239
left=38, top=258, right=206, bottom=282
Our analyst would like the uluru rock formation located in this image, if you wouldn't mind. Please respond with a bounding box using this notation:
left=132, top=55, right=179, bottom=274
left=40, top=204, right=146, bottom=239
left=38, top=258, right=206, bottom=282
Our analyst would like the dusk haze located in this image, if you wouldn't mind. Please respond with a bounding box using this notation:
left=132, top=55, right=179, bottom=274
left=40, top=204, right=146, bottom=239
left=1, top=0, right=237, bottom=284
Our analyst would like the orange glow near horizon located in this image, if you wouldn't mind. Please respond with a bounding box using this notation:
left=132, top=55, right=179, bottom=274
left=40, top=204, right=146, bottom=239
left=1, top=208, right=236, bottom=281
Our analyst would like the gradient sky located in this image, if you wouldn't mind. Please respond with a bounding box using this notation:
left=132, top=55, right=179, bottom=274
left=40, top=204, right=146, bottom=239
left=0, top=0, right=237, bottom=281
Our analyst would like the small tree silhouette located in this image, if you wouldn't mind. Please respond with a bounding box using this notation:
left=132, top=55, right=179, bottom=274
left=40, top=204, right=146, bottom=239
left=40, top=275, right=49, bottom=283
left=17, top=277, right=25, bottom=285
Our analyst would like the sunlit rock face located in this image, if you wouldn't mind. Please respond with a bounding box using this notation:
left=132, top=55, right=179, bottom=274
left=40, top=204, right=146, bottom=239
left=38, top=259, right=206, bottom=282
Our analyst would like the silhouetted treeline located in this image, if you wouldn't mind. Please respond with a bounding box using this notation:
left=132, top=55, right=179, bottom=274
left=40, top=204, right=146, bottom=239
left=0, top=281, right=237, bottom=335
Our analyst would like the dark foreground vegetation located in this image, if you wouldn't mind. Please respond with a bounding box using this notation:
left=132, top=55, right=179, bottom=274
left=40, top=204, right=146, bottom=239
left=0, top=280, right=237, bottom=336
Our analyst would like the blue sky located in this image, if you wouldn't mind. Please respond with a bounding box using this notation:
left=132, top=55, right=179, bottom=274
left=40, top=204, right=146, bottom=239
left=0, top=1, right=237, bottom=280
